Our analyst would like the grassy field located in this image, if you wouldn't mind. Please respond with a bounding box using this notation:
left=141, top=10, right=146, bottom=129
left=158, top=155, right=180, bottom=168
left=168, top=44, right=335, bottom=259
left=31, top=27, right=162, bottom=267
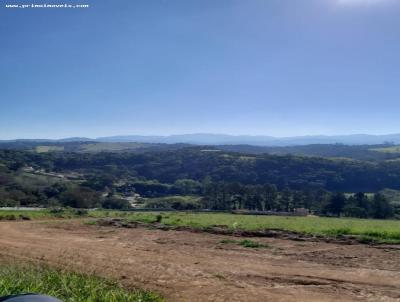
left=370, top=146, right=400, bottom=154
left=2, top=209, right=400, bottom=243
left=35, top=146, right=65, bottom=153
left=0, top=262, right=163, bottom=302
left=0, top=209, right=128, bottom=220
left=0, top=209, right=58, bottom=220
left=124, top=212, right=400, bottom=243
left=79, top=143, right=147, bottom=152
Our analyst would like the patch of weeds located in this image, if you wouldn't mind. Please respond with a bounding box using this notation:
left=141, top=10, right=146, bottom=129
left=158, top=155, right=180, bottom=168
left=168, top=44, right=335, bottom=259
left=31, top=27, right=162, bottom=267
left=84, top=220, right=97, bottom=226
left=0, top=214, right=17, bottom=221
left=19, top=215, right=31, bottom=220
left=219, top=239, right=238, bottom=244
left=187, top=221, right=203, bottom=229
left=74, top=209, right=89, bottom=216
left=0, top=262, right=164, bottom=302
left=239, top=239, right=270, bottom=249
left=219, top=238, right=270, bottom=249
left=130, top=214, right=160, bottom=224
left=49, top=208, right=65, bottom=214
left=213, top=273, right=226, bottom=280
left=146, top=224, right=158, bottom=230
left=324, top=227, right=352, bottom=236
left=358, top=236, right=376, bottom=244
left=155, top=214, right=163, bottom=223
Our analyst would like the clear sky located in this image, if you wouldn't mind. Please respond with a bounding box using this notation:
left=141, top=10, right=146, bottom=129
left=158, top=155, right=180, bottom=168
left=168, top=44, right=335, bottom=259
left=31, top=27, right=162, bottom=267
left=1, top=0, right=400, bottom=139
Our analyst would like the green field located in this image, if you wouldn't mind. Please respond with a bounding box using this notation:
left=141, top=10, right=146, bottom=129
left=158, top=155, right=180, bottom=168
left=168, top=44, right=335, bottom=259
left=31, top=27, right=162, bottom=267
left=2, top=209, right=400, bottom=243
left=0, top=262, right=162, bottom=302
left=371, top=146, right=400, bottom=154
left=79, top=143, right=147, bottom=152
left=124, top=212, right=400, bottom=243
left=0, top=209, right=128, bottom=220
left=36, top=146, right=65, bottom=153
left=0, top=209, right=57, bottom=220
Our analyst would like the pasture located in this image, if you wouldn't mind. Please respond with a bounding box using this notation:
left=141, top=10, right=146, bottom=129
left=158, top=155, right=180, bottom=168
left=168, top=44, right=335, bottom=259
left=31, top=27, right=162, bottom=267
left=371, top=145, right=400, bottom=154
left=1, top=209, right=399, bottom=242
left=124, top=212, right=400, bottom=243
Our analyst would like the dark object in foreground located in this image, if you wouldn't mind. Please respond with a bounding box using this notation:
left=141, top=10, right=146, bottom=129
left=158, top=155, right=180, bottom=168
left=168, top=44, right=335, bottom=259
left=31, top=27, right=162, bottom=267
left=0, top=294, right=63, bottom=302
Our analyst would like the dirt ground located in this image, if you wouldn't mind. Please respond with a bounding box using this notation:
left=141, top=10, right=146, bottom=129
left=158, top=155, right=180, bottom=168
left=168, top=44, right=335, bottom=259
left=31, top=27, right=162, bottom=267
left=0, top=220, right=399, bottom=302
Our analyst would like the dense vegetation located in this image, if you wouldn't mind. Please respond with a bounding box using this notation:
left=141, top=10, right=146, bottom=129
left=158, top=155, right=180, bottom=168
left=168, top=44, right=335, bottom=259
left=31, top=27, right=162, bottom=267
left=5, top=147, right=400, bottom=190
left=0, top=146, right=399, bottom=218
left=203, top=184, right=396, bottom=219
left=0, top=208, right=115, bottom=221
left=218, top=143, right=400, bottom=161
left=0, top=262, right=163, bottom=302
left=3, top=140, right=400, bottom=160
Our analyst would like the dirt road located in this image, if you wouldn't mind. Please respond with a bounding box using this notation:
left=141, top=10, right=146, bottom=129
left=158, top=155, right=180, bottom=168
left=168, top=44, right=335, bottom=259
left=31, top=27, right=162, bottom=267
left=0, top=220, right=399, bottom=302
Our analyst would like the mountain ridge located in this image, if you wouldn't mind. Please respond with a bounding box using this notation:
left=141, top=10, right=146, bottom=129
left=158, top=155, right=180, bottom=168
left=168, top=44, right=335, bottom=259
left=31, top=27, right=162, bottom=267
left=2, top=133, right=400, bottom=146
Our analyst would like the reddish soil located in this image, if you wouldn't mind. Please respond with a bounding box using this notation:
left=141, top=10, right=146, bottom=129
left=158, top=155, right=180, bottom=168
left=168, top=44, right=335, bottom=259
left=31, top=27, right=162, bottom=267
left=0, top=220, right=399, bottom=302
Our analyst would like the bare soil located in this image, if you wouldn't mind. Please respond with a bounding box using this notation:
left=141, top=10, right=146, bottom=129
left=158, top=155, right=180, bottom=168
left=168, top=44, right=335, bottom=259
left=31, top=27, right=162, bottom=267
left=0, top=220, right=399, bottom=302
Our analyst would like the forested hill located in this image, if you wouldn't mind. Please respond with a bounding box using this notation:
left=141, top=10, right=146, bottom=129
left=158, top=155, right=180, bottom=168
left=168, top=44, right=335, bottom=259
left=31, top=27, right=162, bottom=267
left=2, top=148, right=400, bottom=192
left=1, top=140, right=400, bottom=162
left=216, top=144, right=400, bottom=161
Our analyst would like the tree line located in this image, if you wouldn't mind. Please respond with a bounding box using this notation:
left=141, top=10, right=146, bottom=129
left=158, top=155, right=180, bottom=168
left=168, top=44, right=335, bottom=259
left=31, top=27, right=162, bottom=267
left=202, top=182, right=395, bottom=219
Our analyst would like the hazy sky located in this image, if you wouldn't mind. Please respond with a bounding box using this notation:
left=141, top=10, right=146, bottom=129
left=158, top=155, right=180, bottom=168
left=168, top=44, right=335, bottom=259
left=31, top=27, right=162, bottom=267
left=1, top=0, right=400, bottom=139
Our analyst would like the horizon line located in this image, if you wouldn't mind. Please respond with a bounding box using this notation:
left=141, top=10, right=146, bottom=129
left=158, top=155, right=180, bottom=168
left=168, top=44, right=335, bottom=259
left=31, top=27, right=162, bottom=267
left=2, top=132, right=400, bottom=141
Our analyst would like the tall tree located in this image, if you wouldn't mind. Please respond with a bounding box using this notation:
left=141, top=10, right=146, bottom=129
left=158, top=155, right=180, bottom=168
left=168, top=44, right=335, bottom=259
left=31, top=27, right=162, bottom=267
left=325, top=192, right=347, bottom=217
left=370, top=193, right=394, bottom=219
left=280, top=187, right=293, bottom=212
left=263, top=184, right=278, bottom=211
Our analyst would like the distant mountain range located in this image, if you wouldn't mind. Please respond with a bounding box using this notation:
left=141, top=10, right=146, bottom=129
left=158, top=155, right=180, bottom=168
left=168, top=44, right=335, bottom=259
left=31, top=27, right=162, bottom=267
left=92, top=133, right=400, bottom=146
left=2, top=133, right=400, bottom=146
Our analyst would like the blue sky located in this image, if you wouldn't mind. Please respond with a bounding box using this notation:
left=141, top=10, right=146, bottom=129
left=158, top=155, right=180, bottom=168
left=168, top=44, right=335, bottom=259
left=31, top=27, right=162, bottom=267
left=1, top=0, right=400, bottom=139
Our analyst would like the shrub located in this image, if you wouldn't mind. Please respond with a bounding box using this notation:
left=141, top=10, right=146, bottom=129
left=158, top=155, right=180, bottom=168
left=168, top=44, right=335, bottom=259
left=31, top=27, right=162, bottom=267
left=239, top=240, right=269, bottom=248
left=102, top=197, right=131, bottom=210
left=49, top=207, right=65, bottom=214
left=155, top=214, right=163, bottom=223
left=2, top=214, right=16, bottom=221
left=74, top=209, right=89, bottom=216
left=59, top=187, right=101, bottom=209
left=144, top=196, right=201, bottom=210
left=19, top=214, right=31, bottom=220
